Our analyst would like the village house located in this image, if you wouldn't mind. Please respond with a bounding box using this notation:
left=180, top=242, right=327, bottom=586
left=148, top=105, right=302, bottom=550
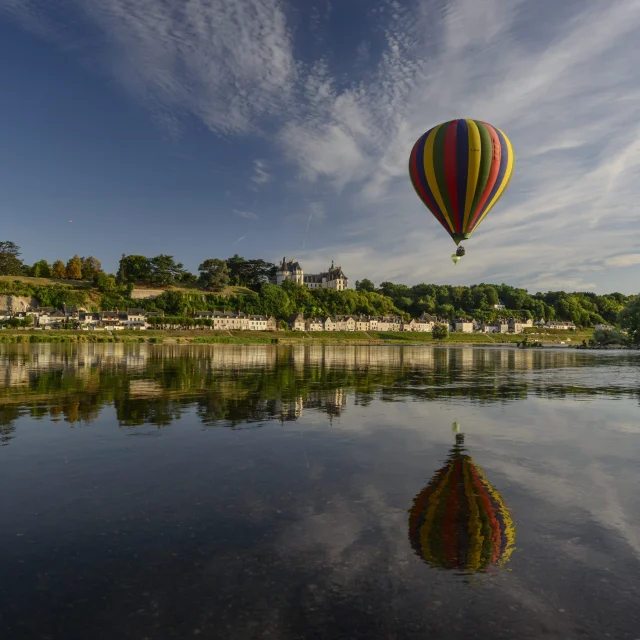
left=454, top=319, right=474, bottom=333
left=333, top=315, right=357, bottom=331
left=63, top=305, right=80, bottom=321
left=322, top=316, right=335, bottom=331
left=288, top=313, right=306, bottom=331
left=376, top=316, right=402, bottom=332
left=402, top=318, right=433, bottom=332
left=508, top=318, right=534, bottom=334
left=545, top=321, right=577, bottom=330
left=594, top=324, right=615, bottom=331
left=126, top=308, right=147, bottom=323
left=79, top=312, right=101, bottom=328
left=306, top=317, right=324, bottom=332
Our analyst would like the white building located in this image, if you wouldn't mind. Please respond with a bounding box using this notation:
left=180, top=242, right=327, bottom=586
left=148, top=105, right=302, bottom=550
left=271, top=257, right=348, bottom=291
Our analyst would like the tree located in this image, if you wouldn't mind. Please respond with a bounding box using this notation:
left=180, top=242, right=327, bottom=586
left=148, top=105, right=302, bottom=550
left=0, top=241, right=23, bottom=276
left=355, top=279, right=375, bottom=292
left=117, top=254, right=151, bottom=284
left=618, top=296, right=640, bottom=344
left=198, top=259, right=230, bottom=291
left=80, top=256, right=102, bottom=280
left=51, top=260, right=67, bottom=279
left=226, top=254, right=246, bottom=285
left=66, top=255, right=83, bottom=280
left=149, top=254, right=186, bottom=286
left=31, top=259, right=51, bottom=278
left=259, top=284, right=292, bottom=318
left=432, top=323, right=449, bottom=340
left=225, top=255, right=274, bottom=288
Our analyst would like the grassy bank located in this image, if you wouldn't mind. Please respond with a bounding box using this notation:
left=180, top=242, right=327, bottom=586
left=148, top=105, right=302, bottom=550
left=0, top=329, right=594, bottom=345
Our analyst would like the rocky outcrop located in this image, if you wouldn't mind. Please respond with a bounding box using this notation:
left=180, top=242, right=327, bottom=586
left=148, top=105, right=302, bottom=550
left=0, top=295, right=38, bottom=312
left=130, top=289, right=165, bottom=300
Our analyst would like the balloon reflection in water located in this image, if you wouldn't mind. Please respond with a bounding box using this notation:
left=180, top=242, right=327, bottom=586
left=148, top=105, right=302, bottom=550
left=408, top=430, right=515, bottom=573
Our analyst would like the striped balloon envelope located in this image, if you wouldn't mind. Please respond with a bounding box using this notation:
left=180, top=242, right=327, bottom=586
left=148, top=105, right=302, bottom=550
left=408, top=433, right=516, bottom=573
left=409, top=119, right=514, bottom=249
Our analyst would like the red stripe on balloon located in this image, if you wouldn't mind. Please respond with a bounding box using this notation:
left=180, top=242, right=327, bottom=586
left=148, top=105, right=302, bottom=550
left=469, top=465, right=502, bottom=563
left=468, top=124, right=502, bottom=230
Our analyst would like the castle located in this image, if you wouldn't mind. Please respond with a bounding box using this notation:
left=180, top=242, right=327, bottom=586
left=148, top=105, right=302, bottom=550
left=270, top=257, right=348, bottom=291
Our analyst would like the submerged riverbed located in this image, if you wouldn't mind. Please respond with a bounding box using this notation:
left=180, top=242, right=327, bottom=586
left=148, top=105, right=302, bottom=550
left=1, top=344, right=639, bottom=639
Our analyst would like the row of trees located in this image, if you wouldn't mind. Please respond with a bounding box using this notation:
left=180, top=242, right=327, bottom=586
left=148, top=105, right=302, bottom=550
left=356, top=280, right=631, bottom=326
left=115, top=253, right=275, bottom=290
left=0, top=241, right=103, bottom=281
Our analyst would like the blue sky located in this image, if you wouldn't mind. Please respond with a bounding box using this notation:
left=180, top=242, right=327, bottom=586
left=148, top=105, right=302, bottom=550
left=1, top=0, right=639, bottom=293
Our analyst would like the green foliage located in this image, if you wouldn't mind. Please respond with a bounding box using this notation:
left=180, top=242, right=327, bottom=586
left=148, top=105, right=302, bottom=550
left=149, top=254, right=187, bottom=286
left=198, top=258, right=230, bottom=291
left=31, top=260, right=51, bottom=278
left=374, top=282, right=629, bottom=327
left=592, top=329, right=629, bottom=346
left=225, top=255, right=274, bottom=288
left=0, top=241, right=24, bottom=276
left=618, top=296, right=640, bottom=344
left=117, top=254, right=151, bottom=284
left=432, top=323, right=449, bottom=340
left=355, top=278, right=376, bottom=292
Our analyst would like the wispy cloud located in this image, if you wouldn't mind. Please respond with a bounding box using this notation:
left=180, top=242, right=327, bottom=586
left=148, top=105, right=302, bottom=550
left=1, top=0, right=296, bottom=135
left=251, top=159, right=271, bottom=185
left=233, top=210, right=259, bottom=221
left=604, top=254, right=640, bottom=268
left=232, top=234, right=247, bottom=246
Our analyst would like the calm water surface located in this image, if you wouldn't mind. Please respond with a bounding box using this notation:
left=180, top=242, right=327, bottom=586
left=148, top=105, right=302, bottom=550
left=1, top=344, right=639, bottom=639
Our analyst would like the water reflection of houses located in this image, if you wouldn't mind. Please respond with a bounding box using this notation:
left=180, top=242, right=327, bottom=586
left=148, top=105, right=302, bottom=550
left=274, top=388, right=347, bottom=422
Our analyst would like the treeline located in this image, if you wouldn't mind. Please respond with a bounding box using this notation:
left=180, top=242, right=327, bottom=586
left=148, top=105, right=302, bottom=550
left=115, top=253, right=274, bottom=289
left=0, top=241, right=273, bottom=290
left=357, top=280, right=632, bottom=326
left=0, top=242, right=103, bottom=281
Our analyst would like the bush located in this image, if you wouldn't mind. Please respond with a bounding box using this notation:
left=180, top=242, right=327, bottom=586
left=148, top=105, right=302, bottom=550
left=592, top=329, right=629, bottom=346
left=432, top=323, right=449, bottom=340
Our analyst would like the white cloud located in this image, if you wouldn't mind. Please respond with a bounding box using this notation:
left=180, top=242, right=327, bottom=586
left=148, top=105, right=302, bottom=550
left=251, top=159, right=271, bottom=185
left=233, top=210, right=259, bottom=221
left=604, top=254, right=640, bottom=268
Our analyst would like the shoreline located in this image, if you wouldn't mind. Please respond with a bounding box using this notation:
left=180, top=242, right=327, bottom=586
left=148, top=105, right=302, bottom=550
left=0, top=329, right=594, bottom=347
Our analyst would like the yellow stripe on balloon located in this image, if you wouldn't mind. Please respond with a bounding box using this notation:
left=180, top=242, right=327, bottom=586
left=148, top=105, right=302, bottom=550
left=463, top=119, right=481, bottom=233
left=482, top=467, right=516, bottom=566
left=419, top=463, right=455, bottom=564
left=424, top=125, right=455, bottom=233
left=475, top=128, right=514, bottom=228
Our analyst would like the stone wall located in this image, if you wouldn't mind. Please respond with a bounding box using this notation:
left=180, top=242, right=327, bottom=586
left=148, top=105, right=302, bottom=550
left=130, top=289, right=165, bottom=300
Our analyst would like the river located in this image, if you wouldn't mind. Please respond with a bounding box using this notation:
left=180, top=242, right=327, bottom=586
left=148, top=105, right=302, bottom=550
left=1, top=344, right=639, bottom=639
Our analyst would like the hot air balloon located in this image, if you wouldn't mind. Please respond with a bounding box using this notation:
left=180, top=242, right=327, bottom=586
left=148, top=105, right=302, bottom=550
left=409, top=119, right=514, bottom=261
left=408, top=431, right=515, bottom=573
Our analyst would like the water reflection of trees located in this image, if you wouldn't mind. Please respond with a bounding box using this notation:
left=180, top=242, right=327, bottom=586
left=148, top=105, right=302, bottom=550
left=1, top=344, right=639, bottom=440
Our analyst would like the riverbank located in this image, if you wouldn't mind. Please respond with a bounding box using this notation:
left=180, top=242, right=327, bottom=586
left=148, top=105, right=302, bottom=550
left=0, top=329, right=594, bottom=346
